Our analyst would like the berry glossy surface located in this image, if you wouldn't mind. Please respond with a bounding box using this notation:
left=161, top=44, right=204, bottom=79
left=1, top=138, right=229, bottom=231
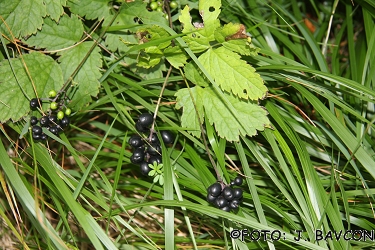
left=149, top=133, right=159, bottom=144
left=150, top=1, right=158, bottom=10
left=207, top=183, right=222, bottom=197
left=206, top=193, right=217, bottom=203
left=48, top=90, right=57, bottom=98
left=169, top=1, right=178, bottom=9
left=30, top=98, right=40, bottom=109
left=147, top=143, right=161, bottom=155
left=40, top=133, right=48, bottom=141
left=140, top=162, right=152, bottom=176
left=233, top=176, right=243, bottom=186
left=138, top=113, right=153, bottom=127
left=215, top=196, right=228, bottom=208
left=233, top=188, right=243, bottom=199
left=57, top=111, right=64, bottom=120
left=30, top=116, right=38, bottom=126
left=128, top=135, right=144, bottom=148
left=49, top=126, right=59, bottom=135
left=148, top=155, right=162, bottom=165
left=222, top=187, right=234, bottom=201
left=60, top=117, right=70, bottom=128
left=135, top=121, right=148, bottom=133
left=130, top=148, right=145, bottom=164
left=49, top=115, right=58, bottom=125
left=229, top=199, right=240, bottom=210
left=50, top=102, right=58, bottom=110
left=65, top=108, right=72, bottom=116
left=160, top=130, right=174, bottom=144
left=221, top=206, right=231, bottom=212
left=40, top=116, right=50, bottom=127
left=32, top=126, right=42, bottom=135
left=33, top=133, right=41, bottom=140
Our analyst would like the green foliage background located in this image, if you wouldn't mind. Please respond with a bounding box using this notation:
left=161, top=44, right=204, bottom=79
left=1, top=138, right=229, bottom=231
left=0, top=0, right=375, bottom=249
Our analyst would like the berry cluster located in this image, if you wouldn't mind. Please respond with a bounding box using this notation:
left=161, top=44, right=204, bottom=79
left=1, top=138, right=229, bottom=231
left=128, top=113, right=174, bottom=176
left=206, top=176, right=244, bottom=212
left=29, top=90, right=71, bottom=141
left=148, top=0, right=177, bottom=12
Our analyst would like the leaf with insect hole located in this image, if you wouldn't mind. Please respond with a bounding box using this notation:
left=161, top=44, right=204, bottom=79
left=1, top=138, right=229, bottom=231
left=0, top=53, right=64, bottom=122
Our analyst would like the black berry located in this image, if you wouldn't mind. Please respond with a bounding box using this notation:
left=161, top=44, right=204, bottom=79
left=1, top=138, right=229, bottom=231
left=130, top=147, right=145, bottom=164
left=33, top=133, right=41, bottom=140
left=40, top=116, right=50, bottom=127
left=160, top=130, right=174, bottom=144
left=215, top=196, right=228, bottom=208
left=149, top=133, right=160, bottom=144
left=49, top=115, right=58, bottom=125
left=49, top=126, right=59, bottom=135
left=135, top=121, right=148, bottom=133
left=40, top=133, right=48, bottom=141
left=206, top=193, right=217, bottom=203
left=147, top=143, right=161, bottom=155
left=128, top=135, right=144, bottom=148
left=233, top=188, right=243, bottom=199
left=60, top=117, right=70, bottom=128
left=30, top=116, right=38, bottom=125
left=233, top=176, right=243, bottom=186
left=229, top=199, right=240, bottom=210
left=148, top=155, right=162, bottom=165
left=140, top=161, right=152, bottom=176
left=30, top=98, right=41, bottom=109
left=207, top=183, right=222, bottom=197
left=222, top=186, right=234, bottom=201
left=32, top=126, right=42, bottom=135
left=138, top=113, right=153, bottom=127
left=221, top=206, right=231, bottom=212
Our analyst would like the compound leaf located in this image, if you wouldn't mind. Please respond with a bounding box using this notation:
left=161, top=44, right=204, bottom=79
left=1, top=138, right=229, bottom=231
left=58, top=41, right=102, bottom=109
left=0, top=0, right=46, bottom=38
left=45, top=0, right=66, bottom=21
left=0, top=53, right=64, bottom=122
left=199, top=47, right=267, bottom=100
left=26, top=14, right=84, bottom=51
left=164, top=46, right=188, bottom=69
left=184, top=62, right=209, bottom=87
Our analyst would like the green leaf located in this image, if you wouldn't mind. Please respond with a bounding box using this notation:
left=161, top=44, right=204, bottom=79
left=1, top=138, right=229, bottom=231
left=184, top=62, right=209, bottom=87
left=222, top=39, right=260, bottom=56
left=45, top=0, right=66, bottom=21
left=0, top=53, right=64, bottom=122
left=25, top=14, right=84, bottom=51
left=67, top=0, right=112, bottom=20
left=164, top=45, right=188, bottom=69
left=58, top=41, right=102, bottom=109
left=0, top=0, right=46, bottom=38
left=104, top=1, right=167, bottom=26
left=137, top=46, right=163, bottom=68
left=198, top=0, right=221, bottom=35
left=214, top=23, right=243, bottom=43
left=175, top=86, right=205, bottom=137
left=175, top=86, right=270, bottom=141
left=199, top=47, right=267, bottom=100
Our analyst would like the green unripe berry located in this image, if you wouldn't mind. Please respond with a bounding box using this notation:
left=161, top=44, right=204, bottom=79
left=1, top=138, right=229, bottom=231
left=48, top=90, right=57, bottom=98
left=50, top=102, right=58, bottom=110
left=150, top=2, right=158, bottom=10
left=156, top=6, right=163, bottom=12
left=57, top=111, right=64, bottom=120
left=169, top=1, right=177, bottom=9
left=65, top=108, right=72, bottom=116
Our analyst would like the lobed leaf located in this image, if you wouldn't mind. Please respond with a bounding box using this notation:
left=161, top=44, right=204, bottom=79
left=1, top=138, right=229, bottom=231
left=175, top=86, right=270, bottom=141
left=58, top=41, right=102, bottom=109
left=0, top=52, right=64, bottom=122
left=199, top=47, right=267, bottom=100
left=25, top=14, right=84, bottom=51
left=44, top=0, right=66, bottom=21
left=67, top=0, right=112, bottom=21
left=0, top=0, right=46, bottom=38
